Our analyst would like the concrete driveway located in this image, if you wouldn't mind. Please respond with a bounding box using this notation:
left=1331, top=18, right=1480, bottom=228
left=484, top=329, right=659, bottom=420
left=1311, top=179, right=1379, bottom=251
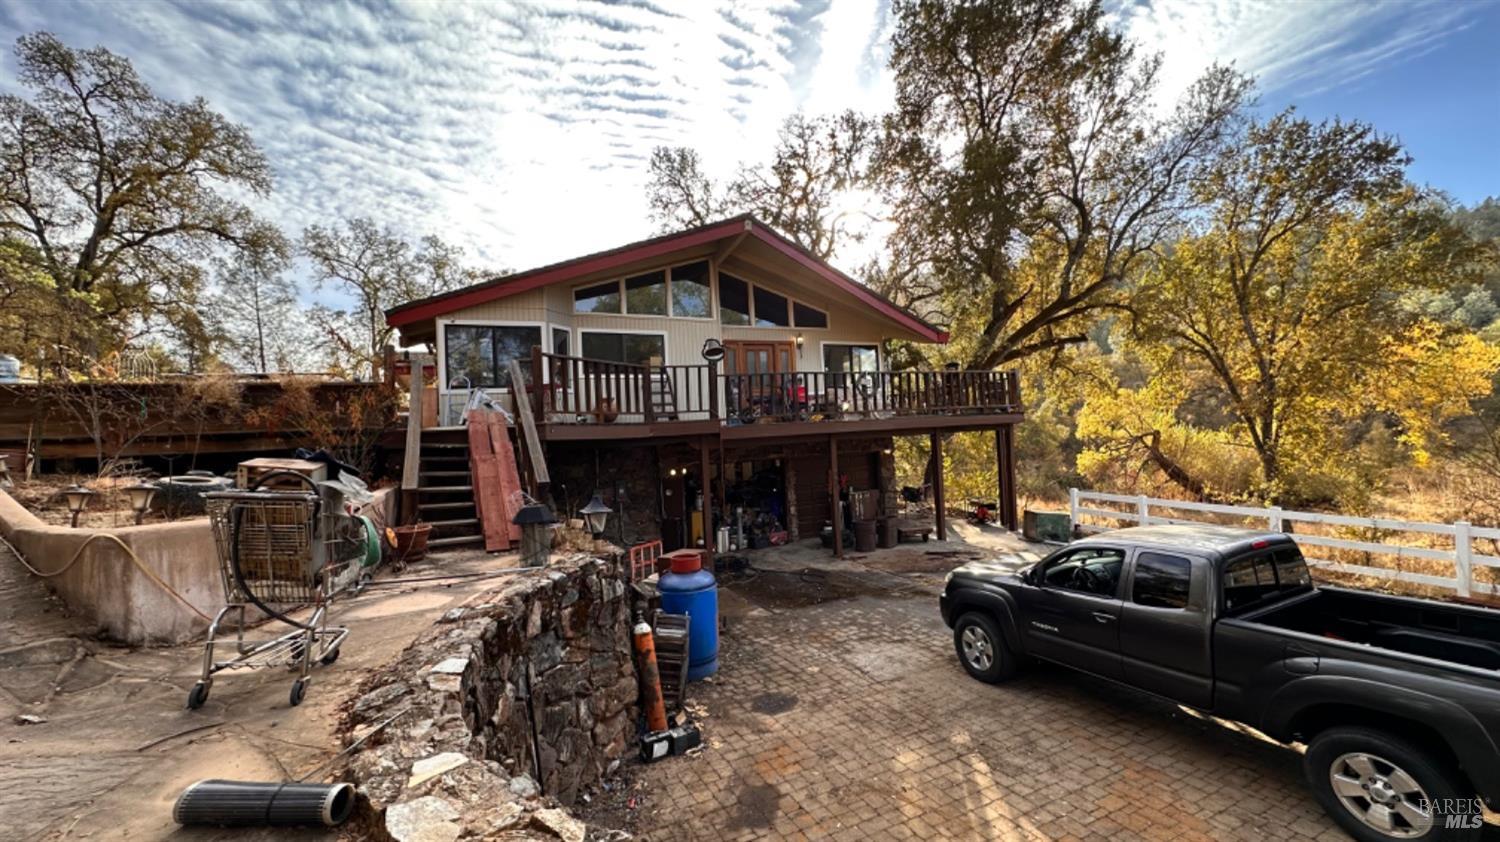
left=584, top=528, right=1351, bottom=841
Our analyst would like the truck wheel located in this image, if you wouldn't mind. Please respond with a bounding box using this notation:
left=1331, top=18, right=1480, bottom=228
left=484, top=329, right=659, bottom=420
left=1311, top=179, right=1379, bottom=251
left=1305, top=726, right=1480, bottom=841
left=953, top=612, right=1017, bottom=684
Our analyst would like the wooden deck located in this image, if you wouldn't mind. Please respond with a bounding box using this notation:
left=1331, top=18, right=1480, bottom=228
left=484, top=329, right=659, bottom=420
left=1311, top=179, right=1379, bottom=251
left=527, top=348, right=1022, bottom=443
left=0, top=379, right=395, bottom=463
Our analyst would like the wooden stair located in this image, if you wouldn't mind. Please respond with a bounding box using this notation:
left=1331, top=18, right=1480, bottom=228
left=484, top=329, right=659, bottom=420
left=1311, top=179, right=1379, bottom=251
left=415, top=428, right=483, bottom=550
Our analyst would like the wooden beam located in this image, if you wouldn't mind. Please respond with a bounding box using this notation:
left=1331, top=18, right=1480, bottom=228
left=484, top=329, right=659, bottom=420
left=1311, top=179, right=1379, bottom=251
left=508, top=359, right=551, bottom=503
left=719, top=412, right=1026, bottom=441
left=829, top=435, right=842, bottom=558
left=400, top=356, right=426, bottom=524
left=712, top=219, right=752, bottom=265
left=996, top=425, right=1018, bottom=531
left=699, top=435, right=715, bottom=564
left=930, top=430, right=946, bottom=539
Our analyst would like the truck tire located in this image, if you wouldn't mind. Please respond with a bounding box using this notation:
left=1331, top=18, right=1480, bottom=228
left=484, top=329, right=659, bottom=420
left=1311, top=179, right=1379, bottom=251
left=953, top=611, right=1018, bottom=684
left=1305, top=726, right=1481, bottom=842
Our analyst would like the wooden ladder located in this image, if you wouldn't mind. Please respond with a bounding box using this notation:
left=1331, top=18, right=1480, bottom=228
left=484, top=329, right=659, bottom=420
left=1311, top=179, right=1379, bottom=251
left=648, top=367, right=678, bottom=421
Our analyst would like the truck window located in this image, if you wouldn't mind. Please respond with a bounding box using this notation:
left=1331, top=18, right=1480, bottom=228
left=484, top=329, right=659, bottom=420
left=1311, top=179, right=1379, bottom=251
left=1223, top=545, right=1312, bottom=612
left=1039, top=547, right=1125, bottom=597
left=1131, top=552, right=1193, bottom=609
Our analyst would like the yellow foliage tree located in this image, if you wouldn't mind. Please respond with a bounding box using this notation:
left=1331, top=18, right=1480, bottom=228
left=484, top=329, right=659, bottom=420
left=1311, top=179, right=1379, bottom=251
left=1080, top=113, right=1499, bottom=505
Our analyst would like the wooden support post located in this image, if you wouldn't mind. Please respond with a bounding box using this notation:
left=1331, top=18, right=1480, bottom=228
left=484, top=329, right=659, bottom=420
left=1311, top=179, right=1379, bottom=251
left=530, top=345, right=546, bottom=427
left=700, top=435, right=715, bottom=564
left=995, top=425, right=1018, bottom=531
left=829, top=436, right=842, bottom=558
left=400, top=356, right=425, bottom=525
left=930, top=430, right=946, bottom=540
left=708, top=361, right=721, bottom=420
left=507, top=360, right=551, bottom=506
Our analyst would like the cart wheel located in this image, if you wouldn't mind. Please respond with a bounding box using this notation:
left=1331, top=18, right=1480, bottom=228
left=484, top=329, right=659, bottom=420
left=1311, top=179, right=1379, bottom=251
left=320, top=646, right=340, bottom=665
left=289, top=679, right=307, bottom=707
left=288, top=640, right=306, bottom=666
left=187, top=681, right=210, bottom=710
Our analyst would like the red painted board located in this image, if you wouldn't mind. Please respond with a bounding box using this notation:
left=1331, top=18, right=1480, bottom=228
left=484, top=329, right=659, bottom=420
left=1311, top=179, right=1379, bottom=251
left=488, top=412, right=525, bottom=544
left=467, top=410, right=510, bottom=551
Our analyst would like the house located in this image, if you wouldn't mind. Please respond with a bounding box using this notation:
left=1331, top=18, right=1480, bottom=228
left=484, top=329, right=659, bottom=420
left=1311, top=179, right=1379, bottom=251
left=385, top=215, right=1022, bottom=556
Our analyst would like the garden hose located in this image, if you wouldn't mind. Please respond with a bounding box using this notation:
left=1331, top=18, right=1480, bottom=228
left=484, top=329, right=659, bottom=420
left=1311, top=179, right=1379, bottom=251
left=231, top=470, right=325, bottom=631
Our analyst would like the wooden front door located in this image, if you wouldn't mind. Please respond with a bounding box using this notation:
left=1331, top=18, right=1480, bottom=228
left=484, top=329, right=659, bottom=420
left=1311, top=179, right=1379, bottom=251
left=725, top=341, right=795, bottom=416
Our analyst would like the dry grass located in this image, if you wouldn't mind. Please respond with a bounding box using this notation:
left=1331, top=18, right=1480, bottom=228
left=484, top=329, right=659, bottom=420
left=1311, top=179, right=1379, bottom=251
left=6, top=473, right=177, bottom=529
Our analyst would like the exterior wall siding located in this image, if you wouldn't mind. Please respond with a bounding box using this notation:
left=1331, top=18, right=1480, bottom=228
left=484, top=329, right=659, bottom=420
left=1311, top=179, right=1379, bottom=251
left=431, top=257, right=902, bottom=388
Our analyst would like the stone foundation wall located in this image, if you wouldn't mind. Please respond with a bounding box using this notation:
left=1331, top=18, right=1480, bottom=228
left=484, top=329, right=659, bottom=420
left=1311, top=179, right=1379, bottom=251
left=346, top=555, right=638, bottom=840
left=546, top=442, right=701, bottom=548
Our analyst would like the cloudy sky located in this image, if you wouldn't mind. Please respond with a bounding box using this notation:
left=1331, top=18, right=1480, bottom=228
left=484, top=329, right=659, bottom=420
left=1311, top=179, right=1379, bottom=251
left=0, top=0, right=1495, bottom=284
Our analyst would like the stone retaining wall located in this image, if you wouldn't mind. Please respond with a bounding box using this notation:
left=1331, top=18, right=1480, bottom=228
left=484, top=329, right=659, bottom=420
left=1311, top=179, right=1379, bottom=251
left=345, top=554, right=638, bottom=840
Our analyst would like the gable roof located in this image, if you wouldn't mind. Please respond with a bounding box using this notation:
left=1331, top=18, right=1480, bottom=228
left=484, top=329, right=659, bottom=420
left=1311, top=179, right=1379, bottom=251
left=384, top=215, right=947, bottom=344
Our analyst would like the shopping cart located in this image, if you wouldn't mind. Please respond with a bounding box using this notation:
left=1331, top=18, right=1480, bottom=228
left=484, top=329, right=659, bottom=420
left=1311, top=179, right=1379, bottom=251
left=187, top=472, right=372, bottom=709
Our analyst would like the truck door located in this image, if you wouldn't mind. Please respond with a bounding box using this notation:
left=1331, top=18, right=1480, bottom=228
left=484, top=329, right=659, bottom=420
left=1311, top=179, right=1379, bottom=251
left=1018, top=546, right=1125, bottom=680
left=1119, top=551, right=1213, bottom=708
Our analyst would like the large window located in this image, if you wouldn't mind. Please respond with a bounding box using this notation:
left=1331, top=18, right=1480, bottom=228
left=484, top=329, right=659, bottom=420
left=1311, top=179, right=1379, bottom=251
left=444, top=324, right=541, bottom=389
left=719, top=272, right=751, bottom=325
left=575, top=261, right=713, bottom=319
left=753, top=286, right=790, bottom=327
left=824, top=344, right=879, bottom=387
left=624, top=270, right=667, bottom=315
left=581, top=331, right=666, bottom=365
left=672, top=261, right=711, bottom=318
left=573, top=281, right=621, bottom=314
left=793, top=301, right=828, bottom=329
left=1131, top=552, right=1193, bottom=609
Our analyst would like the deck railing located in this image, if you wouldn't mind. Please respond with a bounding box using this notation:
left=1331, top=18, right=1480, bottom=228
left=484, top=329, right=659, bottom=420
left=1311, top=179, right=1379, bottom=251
left=527, top=347, right=1019, bottom=427
left=720, top=369, right=1018, bottom=422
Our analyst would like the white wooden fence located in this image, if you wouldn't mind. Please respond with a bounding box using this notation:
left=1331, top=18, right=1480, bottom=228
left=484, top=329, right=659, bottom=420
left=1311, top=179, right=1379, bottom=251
left=1068, top=489, right=1500, bottom=599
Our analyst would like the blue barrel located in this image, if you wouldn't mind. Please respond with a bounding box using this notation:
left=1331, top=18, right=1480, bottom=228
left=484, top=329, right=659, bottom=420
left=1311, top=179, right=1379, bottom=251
left=658, top=551, right=718, bottom=680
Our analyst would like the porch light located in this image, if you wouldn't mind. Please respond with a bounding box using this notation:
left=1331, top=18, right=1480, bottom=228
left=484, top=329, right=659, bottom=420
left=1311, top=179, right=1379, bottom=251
left=63, top=484, right=95, bottom=528
left=701, top=338, right=725, bottom=364
left=579, top=494, right=613, bottom=538
left=125, top=482, right=157, bottom=525
left=795, top=333, right=804, bottom=349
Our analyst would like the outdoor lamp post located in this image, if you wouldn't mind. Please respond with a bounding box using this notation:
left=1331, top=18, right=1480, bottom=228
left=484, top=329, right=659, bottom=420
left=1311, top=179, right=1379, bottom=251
left=63, top=484, right=95, bottom=528
left=579, top=494, right=612, bottom=538
left=125, top=482, right=157, bottom=525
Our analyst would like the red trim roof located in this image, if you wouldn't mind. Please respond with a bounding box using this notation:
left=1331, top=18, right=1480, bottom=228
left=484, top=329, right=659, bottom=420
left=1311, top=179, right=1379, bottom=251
left=385, top=215, right=945, bottom=343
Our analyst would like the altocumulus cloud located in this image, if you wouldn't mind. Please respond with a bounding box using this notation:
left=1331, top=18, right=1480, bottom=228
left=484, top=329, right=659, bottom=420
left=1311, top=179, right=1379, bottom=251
left=0, top=0, right=890, bottom=273
left=0, top=0, right=1480, bottom=282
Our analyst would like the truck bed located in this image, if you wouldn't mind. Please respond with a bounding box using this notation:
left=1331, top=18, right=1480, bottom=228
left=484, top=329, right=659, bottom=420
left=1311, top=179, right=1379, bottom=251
left=1248, top=587, right=1500, bottom=671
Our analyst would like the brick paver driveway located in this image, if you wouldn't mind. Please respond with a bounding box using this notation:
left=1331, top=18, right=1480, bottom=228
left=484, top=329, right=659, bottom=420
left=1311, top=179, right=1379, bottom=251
left=601, top=559, right=1351, bottom=841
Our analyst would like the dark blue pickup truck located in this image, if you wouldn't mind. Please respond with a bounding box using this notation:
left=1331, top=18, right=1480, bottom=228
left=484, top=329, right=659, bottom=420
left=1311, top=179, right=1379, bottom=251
left=940, top=524, right=1500, bottom=842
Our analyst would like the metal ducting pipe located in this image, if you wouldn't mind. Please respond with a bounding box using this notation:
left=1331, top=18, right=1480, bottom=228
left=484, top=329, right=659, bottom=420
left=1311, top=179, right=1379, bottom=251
left=173, top=779, right=355, bottom=828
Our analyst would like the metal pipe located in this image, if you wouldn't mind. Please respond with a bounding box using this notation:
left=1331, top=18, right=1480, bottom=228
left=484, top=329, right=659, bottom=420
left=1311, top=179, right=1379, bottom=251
left=173, top=779, right=355, bottom=828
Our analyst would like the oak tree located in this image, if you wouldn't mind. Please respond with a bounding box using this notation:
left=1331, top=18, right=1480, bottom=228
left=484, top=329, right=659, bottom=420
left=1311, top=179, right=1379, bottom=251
left=879, top=0, right=1247, bottom=368
left=0, top=32, right=284, bottom=371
